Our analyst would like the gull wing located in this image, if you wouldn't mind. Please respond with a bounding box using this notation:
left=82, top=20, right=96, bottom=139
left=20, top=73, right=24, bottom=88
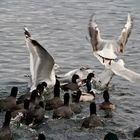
left=118, top=13, right=133, bottom=53
left=24, top=27, right=55, bottom=90
left=97, top=69, right=114, bottom=87
left=30, top=39, right=55, bottom=82
left=24, top=27, right=36, bottom=87
left=107, top=59, right=140, bottom=84
left=57, top=67, right=94, bottom=84
left=88, top=14, right=102, bottom=51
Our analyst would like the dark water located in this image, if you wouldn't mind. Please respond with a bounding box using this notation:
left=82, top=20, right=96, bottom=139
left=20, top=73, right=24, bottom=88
left=0, top=0, right=140, bottom=139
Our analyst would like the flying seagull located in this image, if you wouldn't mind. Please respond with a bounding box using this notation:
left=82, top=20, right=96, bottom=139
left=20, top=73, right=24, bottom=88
left=88, top=13, right=132, bottom=65
left=88, top=14, right=140, bottom=84
left=24, top=27, right=56, bottom=91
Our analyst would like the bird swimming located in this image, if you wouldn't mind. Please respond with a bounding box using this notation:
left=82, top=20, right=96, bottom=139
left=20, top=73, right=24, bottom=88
left=87, top=14, right=140, bottom=85
left=61, top=74, right=81, bottom=91
left=24, top=27, right=56, bottom=91
left=104, top=132, right=118, bottom=140
left=82, top=102, right=102, bottom=128
left=53, top=93, right=73, bottom=119
left=11, top=99, right=30, bottom=120
left=99, top=90, right=115, bottom=110
left=32, top=101, right=45, bottom=124
left=133, top=127, right=140, bottom=137
left=79, top=73, right=96, bottom=102
left=37, top=133, right=46, bottom=140
left=0, top=87, right=18, bottom=111
left=0, top=111, right=12, bottom=140
left=45, top=79, right=63, bottom=110
left=17, top=82, right=47, bottom=105
left=70, top=90, right=82, bottom=114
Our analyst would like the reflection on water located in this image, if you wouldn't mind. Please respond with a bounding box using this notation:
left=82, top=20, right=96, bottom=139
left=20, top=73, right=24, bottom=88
left=0, top=0, right=140, bottom=139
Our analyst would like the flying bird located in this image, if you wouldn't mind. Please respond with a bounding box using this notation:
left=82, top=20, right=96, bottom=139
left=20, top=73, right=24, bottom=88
left=24, top=27, right=56, bottom=91
left=88, top=14, right=140, bottom=84
left=88, top=13, right=132, bottom=65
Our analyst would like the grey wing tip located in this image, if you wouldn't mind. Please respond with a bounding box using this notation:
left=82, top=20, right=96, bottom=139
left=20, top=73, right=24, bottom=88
left=128, top=13, right=133, bottom=24
left=24, top=26, right=31, bottom=38
left=89, top=13, right=96, bottom=22
left=89, top=13, right=97, bottom=29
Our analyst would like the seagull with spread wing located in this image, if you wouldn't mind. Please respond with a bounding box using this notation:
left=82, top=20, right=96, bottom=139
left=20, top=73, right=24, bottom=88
left=24, top=27, right=56, bottom=91
left=88, top=14, right=140, bottom=85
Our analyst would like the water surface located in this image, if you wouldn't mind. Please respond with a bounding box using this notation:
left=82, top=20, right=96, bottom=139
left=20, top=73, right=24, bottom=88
left=0, top=0, right=140, bottom=139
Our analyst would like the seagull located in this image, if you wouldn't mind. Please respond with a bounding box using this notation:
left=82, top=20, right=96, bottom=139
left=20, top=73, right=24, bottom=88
left=57, top=66, right=114, bottom=89
left=57, top=66, right=94, bottom=83
left=88, top=14, right=140, bottom=84
left=24, top=27, right=56, bottom=91
left=88, top=13, right=132, bottom=65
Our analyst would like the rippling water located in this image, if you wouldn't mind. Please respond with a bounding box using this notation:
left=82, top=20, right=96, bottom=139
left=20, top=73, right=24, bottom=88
left=0, top=0, right=140, bottom=139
